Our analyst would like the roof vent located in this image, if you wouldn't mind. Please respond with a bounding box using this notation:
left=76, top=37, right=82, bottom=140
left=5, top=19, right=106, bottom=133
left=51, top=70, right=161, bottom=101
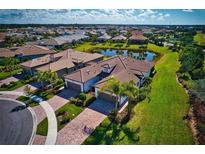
left=86, top=70, right=90, bottom=74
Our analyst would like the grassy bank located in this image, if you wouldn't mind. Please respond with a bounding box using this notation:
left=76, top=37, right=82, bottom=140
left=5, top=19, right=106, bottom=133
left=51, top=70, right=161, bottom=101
left=84, top=44, right=193, bottom=144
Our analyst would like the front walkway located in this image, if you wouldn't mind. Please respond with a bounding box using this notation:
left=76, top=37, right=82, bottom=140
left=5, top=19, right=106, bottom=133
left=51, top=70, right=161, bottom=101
left=56, top=99, right=114, bottom=145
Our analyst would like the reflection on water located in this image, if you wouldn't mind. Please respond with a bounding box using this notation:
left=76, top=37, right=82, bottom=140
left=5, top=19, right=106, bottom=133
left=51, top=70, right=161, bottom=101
left=101, top=49, right=156, bottom=61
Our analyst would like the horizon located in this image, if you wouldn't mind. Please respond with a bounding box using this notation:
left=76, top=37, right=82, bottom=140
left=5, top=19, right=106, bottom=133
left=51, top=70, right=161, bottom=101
left=0, top=9, right=205, bottom=25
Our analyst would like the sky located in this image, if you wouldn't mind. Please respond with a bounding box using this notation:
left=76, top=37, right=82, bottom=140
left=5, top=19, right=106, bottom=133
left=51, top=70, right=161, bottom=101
left=0, top=9, right=205, bottom=25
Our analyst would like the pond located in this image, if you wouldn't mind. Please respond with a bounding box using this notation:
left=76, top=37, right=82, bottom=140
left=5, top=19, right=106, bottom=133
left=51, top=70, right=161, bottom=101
left=101, top=49, right=156, bottom=61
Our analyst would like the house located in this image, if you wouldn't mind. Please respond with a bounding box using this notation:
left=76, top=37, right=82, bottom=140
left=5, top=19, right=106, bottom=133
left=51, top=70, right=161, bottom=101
left=0, top=33, right=6, bottom=46
left=0, top=48, right=15, bottom=58
left=97, top=33, right=112, bottom=42
left=111, top=35, right=127, bottom=43
left=64, top=55, right=155, bottom=105
left=15, top=44, right=54, bottom=59
left=40, top=38, right=67, bottom=49
left=128, top=34, right=148, bottom=44
left=20, top=49, right=104, bottom=77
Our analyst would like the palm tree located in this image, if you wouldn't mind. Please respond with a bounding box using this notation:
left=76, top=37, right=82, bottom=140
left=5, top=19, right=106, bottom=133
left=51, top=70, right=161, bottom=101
left=121, top=80, right=139, bottom=119
left=36, top=71, right=46, bottom=89
left=101, top=78, right=123, bottom=116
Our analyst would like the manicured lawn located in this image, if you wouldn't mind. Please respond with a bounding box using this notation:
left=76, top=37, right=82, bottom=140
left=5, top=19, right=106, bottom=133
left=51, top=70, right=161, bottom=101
left=36, top=103, right=84, bottom=136
left=16, top=96, right=39, bottom=107
left=0, top=80, right=25, bottom=91
left=75, top=42, right=141, bottom=52
left=84, top=44, right=193, bottom=144
left=0, top=69, right=22, bottom=80
left=194, top=31, right=205, bottom=46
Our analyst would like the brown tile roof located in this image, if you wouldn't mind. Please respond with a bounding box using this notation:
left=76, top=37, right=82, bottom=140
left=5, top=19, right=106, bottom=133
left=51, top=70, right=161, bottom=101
left=42, top=38, right=66, bottom=46
left=0, top=48, right=15, bottom=57
left=129, top=34, right=148, bottom=41
left=20, top=49, right=103, bottom=73
left=112, top=35, right=127, bottom=40
left=95, top=69, right=139, bottom=88
left=65, top=55, right=154, bottom=84
left=15, top=45, right=54, bottom=56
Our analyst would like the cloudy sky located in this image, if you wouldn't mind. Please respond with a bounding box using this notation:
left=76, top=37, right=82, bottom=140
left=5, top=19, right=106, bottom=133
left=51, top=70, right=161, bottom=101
left=0, top=9, right=204, bottom=25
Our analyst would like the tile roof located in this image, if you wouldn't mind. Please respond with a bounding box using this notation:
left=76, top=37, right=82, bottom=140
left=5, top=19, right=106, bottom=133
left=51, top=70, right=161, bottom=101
left=0, top=48, right=15, bottom=57
left=15, top=45, right=54, bottom=56
left=112, top=35, right=127, bottom=40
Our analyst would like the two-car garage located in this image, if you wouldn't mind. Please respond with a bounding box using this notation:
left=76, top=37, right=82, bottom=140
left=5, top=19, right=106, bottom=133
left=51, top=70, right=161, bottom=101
left=65, top=79, right=82, bottom=92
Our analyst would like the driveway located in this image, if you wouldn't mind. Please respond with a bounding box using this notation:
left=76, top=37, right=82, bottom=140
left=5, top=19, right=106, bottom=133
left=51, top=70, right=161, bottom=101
left=47, top=89, right=79, bottom=111
left=0, top=98, right=36, bottom=145
left=56, top=99, right=114, bottom=145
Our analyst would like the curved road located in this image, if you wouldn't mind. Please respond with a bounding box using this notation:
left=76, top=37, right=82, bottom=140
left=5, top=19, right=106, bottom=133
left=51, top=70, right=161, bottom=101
left=0, top=98, right=36, bottom=145
left=0, top=91, right=58, bottom=145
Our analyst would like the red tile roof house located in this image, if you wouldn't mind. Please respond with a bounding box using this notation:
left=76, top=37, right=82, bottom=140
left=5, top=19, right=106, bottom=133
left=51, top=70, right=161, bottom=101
left=0, top=48, right=16, bottom=58
left=20, top=49, right=104, bottom=77
left=64, top=55, right=155, bottom=106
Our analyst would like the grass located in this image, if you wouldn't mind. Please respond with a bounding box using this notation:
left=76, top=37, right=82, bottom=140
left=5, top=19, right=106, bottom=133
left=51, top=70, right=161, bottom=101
left=0, top=69, right=22, bottom=80
left=194, top=31, right=205, bottom=46
left=83, top=43, right=193, bottom=145
left=75, top=42, right=141, bottom=52
left=16, top=96, right=39, bottom=107
left=36, top=103, right=84, bottom=136
left=32, top=89, right=56, bottom=100
left=0, top=80, right=25, bottom=91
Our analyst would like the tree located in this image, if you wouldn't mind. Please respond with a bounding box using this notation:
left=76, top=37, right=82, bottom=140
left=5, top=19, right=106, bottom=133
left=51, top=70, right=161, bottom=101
left=24, top=85, right=31, bottom=95
left=121, top=80, right=139, bottom=119
left=193, top=79, right=205, bottom=102
left=101, top=78, right=123, bottom=116
left=36, top=71, right=47, bottom=89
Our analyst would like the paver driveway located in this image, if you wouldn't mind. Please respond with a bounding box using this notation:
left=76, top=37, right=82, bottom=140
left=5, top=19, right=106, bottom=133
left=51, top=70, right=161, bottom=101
left=56, top=99, right=114, bottom=145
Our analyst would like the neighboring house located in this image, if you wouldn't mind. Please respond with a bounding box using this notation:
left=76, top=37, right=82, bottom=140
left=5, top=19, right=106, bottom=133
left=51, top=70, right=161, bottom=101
left=0, top=33, right=6, bottom=46
left=0, top=48, right=16, bottom=58
left=128, top=34, right=148, bottom=44
left=111, top=35, right=127, bottom=43
left=20, top=49, right=104, bottom=77
left=97, top=33, right=112, bottom=42
left=40, top=38, right=67, bottom=49
left=15, top=44, right=54, bottom=60
left=64, top=55, right=155, bottom=105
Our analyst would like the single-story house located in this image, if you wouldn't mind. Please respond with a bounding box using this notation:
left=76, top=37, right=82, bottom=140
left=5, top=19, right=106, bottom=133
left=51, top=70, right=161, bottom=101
left=97, top=33, right=112, bottom=42
left=15, top=44, right=54, bottom=60
left=128, top=34, right=148, bottom=44
left=40, top=38, right=67, bottom=49
left=0, top=48, right=16, bottom=58
left=64, top=55, right=155, bottom=105
left=20, top=49, right=104, bottom=77
left=111, top=35, right=127, bottom=43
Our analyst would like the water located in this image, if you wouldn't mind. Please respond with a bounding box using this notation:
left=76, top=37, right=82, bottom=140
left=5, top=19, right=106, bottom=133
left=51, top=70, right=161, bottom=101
left=101, top=49, right=156, bottom=61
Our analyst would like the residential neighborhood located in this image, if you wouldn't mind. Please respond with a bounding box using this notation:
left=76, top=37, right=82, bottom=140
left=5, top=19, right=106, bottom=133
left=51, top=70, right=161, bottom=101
left=0, top=9, right=205, bottom=146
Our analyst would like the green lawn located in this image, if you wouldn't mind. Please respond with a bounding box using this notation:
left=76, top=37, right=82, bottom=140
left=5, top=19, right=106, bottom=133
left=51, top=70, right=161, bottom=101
left=84, top=44, right=193, bottom=144
left=75, top=42, right=141, bottom=52
left=194, top=31, right=205, bottom=46
left=16, top=96, right=39, bottom=107
left=36, top=103, right=84, bottom=136
left=0, top=80, right=25, bottom=91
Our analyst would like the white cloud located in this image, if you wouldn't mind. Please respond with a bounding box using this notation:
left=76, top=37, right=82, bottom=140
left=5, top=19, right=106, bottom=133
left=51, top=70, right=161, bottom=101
left=182, top=9, right=193, bottom=13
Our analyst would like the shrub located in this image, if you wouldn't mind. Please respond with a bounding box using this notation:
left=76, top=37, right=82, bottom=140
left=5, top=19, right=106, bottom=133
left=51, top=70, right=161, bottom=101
left=60, top=116, right=70, bottom=125
left=83, top=96, right=96, bottom=107
left=79, top=92, right=87, bottom=101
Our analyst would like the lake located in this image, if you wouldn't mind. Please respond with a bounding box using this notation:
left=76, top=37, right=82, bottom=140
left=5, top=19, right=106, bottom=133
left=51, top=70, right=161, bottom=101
left=101, top=49, right=156, bottom=61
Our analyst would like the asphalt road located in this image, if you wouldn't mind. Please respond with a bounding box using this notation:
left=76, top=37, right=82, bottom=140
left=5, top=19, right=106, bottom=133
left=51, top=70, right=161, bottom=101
left=0, top=99, right=34, bottom=145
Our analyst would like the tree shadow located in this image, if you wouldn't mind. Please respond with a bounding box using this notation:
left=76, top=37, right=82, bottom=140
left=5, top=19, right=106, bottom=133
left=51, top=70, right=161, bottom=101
left=10, top=104, right=28, bottom=112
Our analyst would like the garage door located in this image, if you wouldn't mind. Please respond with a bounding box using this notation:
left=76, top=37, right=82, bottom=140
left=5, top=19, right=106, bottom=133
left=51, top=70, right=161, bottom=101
left=67, top=81, right=81, bottom=92
left=98, top=92, right=116, bottom=103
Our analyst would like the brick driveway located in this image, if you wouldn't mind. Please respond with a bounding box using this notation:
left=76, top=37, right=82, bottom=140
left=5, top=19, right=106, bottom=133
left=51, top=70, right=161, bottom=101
left=56, top=99, right=114, bottom=145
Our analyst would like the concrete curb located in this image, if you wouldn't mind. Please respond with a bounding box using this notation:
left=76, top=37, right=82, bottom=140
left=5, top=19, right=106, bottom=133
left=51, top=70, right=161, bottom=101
left=0, top=97, right=37, bottom=145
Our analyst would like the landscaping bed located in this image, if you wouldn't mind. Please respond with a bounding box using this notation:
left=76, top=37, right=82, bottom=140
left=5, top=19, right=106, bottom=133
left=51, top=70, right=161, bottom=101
left=36, top=103, right=84, bottom=136
left=16, top=96, right=39, bottom=107
left=0, top=80, right=25, bottom=91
